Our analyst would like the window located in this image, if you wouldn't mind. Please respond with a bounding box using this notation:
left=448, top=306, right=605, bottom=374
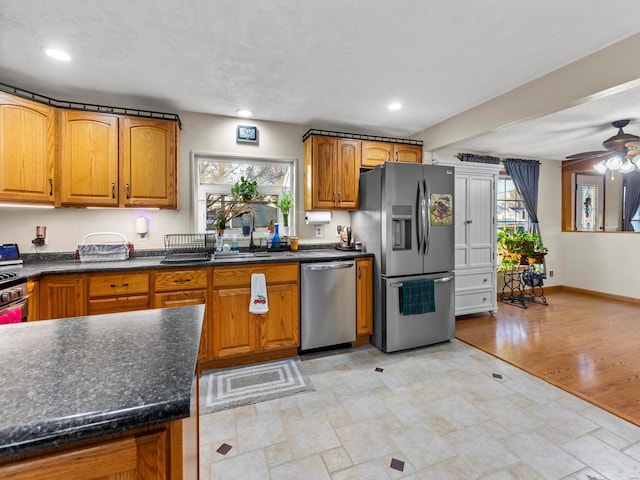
left=193, top=154, right=295, bottom=237
left=496, top=176, right=528, bottom=233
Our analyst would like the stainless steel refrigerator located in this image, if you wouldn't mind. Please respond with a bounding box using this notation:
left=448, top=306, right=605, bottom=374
left=351, top=162, right=455, bottom=352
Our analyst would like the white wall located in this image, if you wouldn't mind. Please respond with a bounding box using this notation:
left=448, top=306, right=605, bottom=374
left=0, top=111, right=349, bottom=254
left=559, top=232, right=640, bottom=298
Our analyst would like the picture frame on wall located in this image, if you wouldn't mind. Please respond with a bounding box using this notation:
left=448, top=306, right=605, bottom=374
left=237, top=125, right=258, bottom=143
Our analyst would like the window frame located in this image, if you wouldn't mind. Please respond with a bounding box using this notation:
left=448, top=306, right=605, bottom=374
left=496, top=174, right=529, bottom=233
left=191, top=152, right=296, bottom=237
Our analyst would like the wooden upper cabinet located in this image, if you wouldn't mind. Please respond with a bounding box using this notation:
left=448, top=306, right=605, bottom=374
left=393, top=144, right=422, bottom=163
left=304, top=135, right=360, bottom=210
left=361, top=141, right=422, bottom=168
left=120, top=117, right=178, bottom=209
left=361, top=141, right=391, bottom=168
left=59, top=111, right=119, bottom=207
left=336, top=139, right=359, bottom=208
left=0, top=92, right=56, bottom=204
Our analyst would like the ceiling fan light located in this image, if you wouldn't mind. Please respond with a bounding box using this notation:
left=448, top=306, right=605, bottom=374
left=605, top=156, right=622, bottom=170
left=593, top=160, right=607, bottom=174
left=620, top=159, right=636, bottom=173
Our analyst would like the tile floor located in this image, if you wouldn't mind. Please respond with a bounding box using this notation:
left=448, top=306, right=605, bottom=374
left=199, top=340, right=640, bottom=479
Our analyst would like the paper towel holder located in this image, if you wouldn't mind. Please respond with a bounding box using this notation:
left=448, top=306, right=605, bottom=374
left=305, top=211, right=332, bottom=225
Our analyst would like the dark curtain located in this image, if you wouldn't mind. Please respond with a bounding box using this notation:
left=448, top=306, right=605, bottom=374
left=504, top=158, right=541, bottom=237
left=623, top=170, right=640, bottom=231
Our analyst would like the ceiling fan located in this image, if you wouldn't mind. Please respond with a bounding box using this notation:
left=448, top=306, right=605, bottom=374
left=565, top=119, right=640, bottom=175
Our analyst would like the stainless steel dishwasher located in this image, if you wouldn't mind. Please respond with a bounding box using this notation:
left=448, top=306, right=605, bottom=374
left=300, top=260, right=356, bottom=351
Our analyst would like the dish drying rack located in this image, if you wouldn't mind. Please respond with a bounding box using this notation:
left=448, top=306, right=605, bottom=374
left=161, top=234, right=216, bottom=264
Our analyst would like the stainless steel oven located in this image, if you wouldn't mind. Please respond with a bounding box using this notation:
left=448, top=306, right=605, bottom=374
left=0, top=272, right=28, bottom=324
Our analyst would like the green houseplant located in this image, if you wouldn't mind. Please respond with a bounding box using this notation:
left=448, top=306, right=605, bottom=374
left=497, top=229, right=548, bottom=271
left=277, top=190, right=292, bottom=227
left=231, top=177, right=259, bottom=202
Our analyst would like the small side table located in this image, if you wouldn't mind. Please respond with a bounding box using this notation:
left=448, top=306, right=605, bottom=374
left=500, top=265, right=548, bottom=308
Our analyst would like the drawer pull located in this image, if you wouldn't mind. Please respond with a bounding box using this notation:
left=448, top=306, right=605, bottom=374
left=483, top=297, right=487, bottom=302
left=173, top=278, right=191, bottom=283
left=110, top=283, right=129, bottom=288
left=483, top=278, right=488, bottom=283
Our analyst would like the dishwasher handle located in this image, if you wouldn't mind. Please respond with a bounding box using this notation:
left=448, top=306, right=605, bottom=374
left=302, top=262, right=354, bottom=271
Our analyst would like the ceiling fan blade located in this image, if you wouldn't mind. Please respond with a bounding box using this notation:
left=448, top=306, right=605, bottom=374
left=625, top=141, right=640, bottom=148
left=565, top=151, right=611, bottom=160
left=602, top=120, right=640, bottom=150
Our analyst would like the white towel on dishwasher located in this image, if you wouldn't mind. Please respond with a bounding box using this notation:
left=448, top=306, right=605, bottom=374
left=249, top=273, right=269, bottom=314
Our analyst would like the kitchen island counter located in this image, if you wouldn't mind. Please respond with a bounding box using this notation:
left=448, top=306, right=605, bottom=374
left=0, top=304, right=203, bottom=460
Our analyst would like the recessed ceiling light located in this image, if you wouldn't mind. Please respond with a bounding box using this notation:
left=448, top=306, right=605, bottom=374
left=45, top=48, right=71, bottom=61
left=388, top=103, right=403, bottom=111
left=236, top=109, right=253, bottom=117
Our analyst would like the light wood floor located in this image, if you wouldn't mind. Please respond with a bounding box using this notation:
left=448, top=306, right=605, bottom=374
left=455, top=288, right=640, bottom=428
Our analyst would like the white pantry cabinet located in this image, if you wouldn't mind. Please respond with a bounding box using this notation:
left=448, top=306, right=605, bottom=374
left=433, top=157, right=501, bottom=315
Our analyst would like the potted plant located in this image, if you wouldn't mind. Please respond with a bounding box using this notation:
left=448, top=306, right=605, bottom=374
left=277, top=190, right=292, bottom=228
left=497, top=229, right=547, bottom=271
left=231, top=177, right=259, bottom=202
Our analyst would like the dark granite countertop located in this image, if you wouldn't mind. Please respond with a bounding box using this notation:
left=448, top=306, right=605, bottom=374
left=17, top=249, right=372, bottom=279
left=0, top=305, right=204, bottom=459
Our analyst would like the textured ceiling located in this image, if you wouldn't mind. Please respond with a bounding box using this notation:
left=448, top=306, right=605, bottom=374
left=2, top=1, right=640, bottom=157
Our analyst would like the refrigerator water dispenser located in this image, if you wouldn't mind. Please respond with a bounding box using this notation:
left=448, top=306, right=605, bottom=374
left=391, top=205, right=412, bottom=250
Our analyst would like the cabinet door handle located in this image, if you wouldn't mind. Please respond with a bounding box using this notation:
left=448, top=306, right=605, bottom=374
left=358, top=266, right=361, bottom=279
left=110, top=283, right=129, bottom=288
left=338, top=191, right=342, bottom=202
left=201, top=296, right=206, bottom=303
left=49, top=178, right=53, bottom=196
left=387, top=151, right=391, bottom=161
left=333, top=190, right=336, bottom=202
left=126, top=183, right=130, bottom=199
left=395, top=151, right=398, bottom=162
left=111, top=182, right=116, bottom=199
left=173, top=279, right=191, bottom=283
left=465, top=219, right=473, bottom=224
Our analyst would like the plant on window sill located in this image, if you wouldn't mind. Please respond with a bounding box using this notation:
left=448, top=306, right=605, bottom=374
left=277, top=189, right=292, bottom=227
left=231, top=177, right=259, bottom=202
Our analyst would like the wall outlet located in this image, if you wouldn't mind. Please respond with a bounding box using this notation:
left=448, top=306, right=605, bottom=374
left=549, top=270, right=554, bottom=277
left=315, top=226, right=322, bottom=237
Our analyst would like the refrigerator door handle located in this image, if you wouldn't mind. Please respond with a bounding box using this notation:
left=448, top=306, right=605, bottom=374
left=416, top=181, right=423, bottom=255
left=423, top=179, right=431, bottom=255
left=434, top=275, right=454, bottom=283
left=390, top=282, right=403, bottom=288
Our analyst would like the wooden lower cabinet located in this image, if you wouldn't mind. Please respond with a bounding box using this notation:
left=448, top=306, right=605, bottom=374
left=26, top=280, right=39, bottom=321
left=87, top=272, right=150, bottom=315
left=0, top=420, right=194, bottom=480
left=210, top=263, right=299, bottom=366
left=153, top=268, right=211, bottom=363
left=39, top=275, right=86, bottom=320
left=355, top=257, right=373, bottom=337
